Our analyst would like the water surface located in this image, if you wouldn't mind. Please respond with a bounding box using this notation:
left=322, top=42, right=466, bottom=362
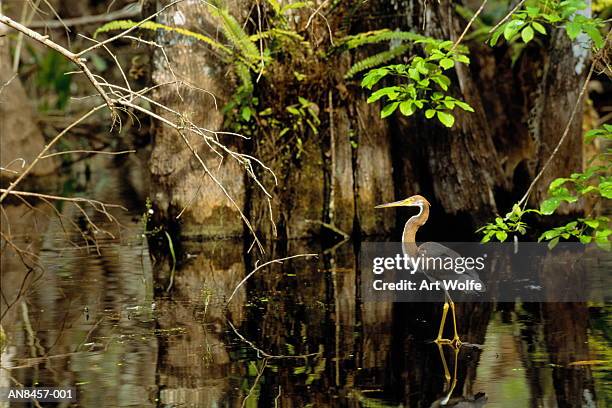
left=1, top=165, right=610, bottom=407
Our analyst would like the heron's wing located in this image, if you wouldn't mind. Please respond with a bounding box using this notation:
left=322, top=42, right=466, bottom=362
left=417, top=242, right=484, bottom=289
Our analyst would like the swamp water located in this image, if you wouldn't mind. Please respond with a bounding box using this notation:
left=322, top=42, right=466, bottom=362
left=1, top=164, right=610, bottom=407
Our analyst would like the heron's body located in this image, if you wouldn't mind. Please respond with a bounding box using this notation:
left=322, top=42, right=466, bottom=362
left=376, top=195, right=484, bottom=347
left=376, top=195, right=486, bottom=405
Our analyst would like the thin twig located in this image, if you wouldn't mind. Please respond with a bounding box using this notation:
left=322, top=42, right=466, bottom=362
left=451, top=0, right=488, bottom=52
left=27, top=3, right=141, bottom=28
left=41, top=149, right=135, bottom=159
left=0, top=106, right=103, bottom=203
left=489, top=0, right=526, bottom=34
left=517, top=53, right=600, bottom=208
left=227, top=319, right=321, bottom=360
left=0, top=15, right=116, bottom=116
left=75, top=0, right=186, bottom=57
left=242, top=358, right=268, bottom=408
left=0, top=189, right=127, bottom=211
left=227, top=254, right=317, bottom=304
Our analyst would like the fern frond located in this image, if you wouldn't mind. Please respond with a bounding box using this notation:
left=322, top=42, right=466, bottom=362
left=345, top=44, right=411, bottom=79
left=281, top=2, right=312, bottom=14
left=338, top=29, right=425, bottom=50
left=209, top=7, right=262, bottom=66
left=94, top=20, right=234, bottom=55
left=249, top=28, right=304, bottom=42
left=266, top=0, right=281, bottom=14
left=235, top=62, right=254, bottom=96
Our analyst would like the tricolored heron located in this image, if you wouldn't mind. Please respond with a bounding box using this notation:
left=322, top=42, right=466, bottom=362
left=375, top=195, right=483, bottom=348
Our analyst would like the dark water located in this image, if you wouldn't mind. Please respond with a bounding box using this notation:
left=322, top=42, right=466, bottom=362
left=1, top=164, right=610, bottom=408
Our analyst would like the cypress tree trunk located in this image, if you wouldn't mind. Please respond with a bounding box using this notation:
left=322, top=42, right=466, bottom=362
left=147, top=0, right=587, bottom=240
left=390, top=0, right=586, bottom=228
left=147, top=0, right=247, bottom=238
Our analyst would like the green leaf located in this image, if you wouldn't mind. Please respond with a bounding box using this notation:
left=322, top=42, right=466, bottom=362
left=526, top=6, right=540, bottom=17
left=495, top=231, right=508, bottom=242
left=599, top=181, right=612, bottom=198
left=455, top=54, right=470, bottom=64
left=548, top=237, right=560, bottom=249
left=367, top=86, right=401, bottom=103
left=549, top=178, right=570, bottom=191
left=440, top=58, right=454, bottom=70
left=540, top=197, right=562, bottom=215
left=583, top=25, right=604, bottom=49
left=361, top=68, right=389, bottom=90
left=584, top=219, right=600, bottom=229
left=241, top=106, right=252, bottom=121
left=521, top=26, right=534, bottom=43
left=490, top=27, right=504, bottom=46
left=565, top=21, right=581, bottom=40
left=540, top=229, right=560, bottom=240
left=381, top=102, right=399, bottom=118
left=532, top=21, right=547, bottom=35
left=504, top=19, right=525, bottom=40
left=425, top=109, right=436, bottom=119
left=454, top=101, right=474, bottom=112
left=579, top=235, right=592, bottom=244
left=437, top=111, right=455, bottom=127
left=399, top=100, right=415, bottom=116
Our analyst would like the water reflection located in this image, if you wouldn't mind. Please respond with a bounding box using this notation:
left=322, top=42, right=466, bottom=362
left=1, top=172, right=610, bottom=407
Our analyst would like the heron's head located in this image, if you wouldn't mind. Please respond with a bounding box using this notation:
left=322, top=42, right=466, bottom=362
left=375, top=195, right=431, bottom=209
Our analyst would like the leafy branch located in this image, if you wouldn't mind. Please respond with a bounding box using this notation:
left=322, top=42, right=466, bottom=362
left=478, top=124, right=612, bottom=249
left=361, top=39, right=473, bottom=126
left=489, top=0, right=605, bottom=49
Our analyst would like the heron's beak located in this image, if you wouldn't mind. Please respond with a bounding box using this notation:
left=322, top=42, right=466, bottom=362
left=375, top=199, right=412, bottom=208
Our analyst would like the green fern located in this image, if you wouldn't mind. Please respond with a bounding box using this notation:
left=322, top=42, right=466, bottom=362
left=280, top=1, right=312, bottom=14
left=94, top=20, right=233, bottom=55
left=338, top=29, right=426, bottom=50
left=235, top=62, right=254, bottom=96
left=345, top=44, right=411, bottom=79
left=209, top=7, right=263, bottom=67
left=250, top=28, right=304, bottom=42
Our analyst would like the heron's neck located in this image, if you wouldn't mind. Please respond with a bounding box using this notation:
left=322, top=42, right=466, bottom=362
left=402, top=204, right=429, bottom=256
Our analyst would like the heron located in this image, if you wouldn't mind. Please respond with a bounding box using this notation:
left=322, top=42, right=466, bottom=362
left=375, top=195, right=484, bottom=348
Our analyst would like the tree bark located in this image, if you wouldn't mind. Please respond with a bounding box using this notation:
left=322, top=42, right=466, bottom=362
left=147, top=0, right=587, bottom=240
left=391, top=0, right=586, bottom=225
left=147, top=0, right=247, bottom=238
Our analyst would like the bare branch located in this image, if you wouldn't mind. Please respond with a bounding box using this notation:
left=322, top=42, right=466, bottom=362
left=27, top=3, right=141, bottom=29
left=0, top=14, right=116, bottom=116
left=489, top=0, right=526, bottom=34
left=227, top=254, right=318, bottom=304
left=451, top=0, right=488, bottom=52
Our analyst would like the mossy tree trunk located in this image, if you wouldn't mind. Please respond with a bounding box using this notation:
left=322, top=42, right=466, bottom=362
left=147, top=0, right=587, bottom=241
left=389, top=0, right=586, bottom=230
left=146, top=0, right=248, bottom=238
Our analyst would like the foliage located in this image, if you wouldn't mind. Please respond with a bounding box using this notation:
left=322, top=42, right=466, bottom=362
left=338, top=29, right=426, bottom=50
left=477, top=204, right=539, bottom=243
left=489, top=0, right=605, bottom=49
left=281, top=97, right=321, bottom=158
left=360, top=39, right=473, bottom=126
left=345, top=44, right=412, bottom=79
left=478, top=124, right=612, bottom=249
left=29, top=48, right=73, bottom=110
left=336, top=29, right=427, bottom=79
